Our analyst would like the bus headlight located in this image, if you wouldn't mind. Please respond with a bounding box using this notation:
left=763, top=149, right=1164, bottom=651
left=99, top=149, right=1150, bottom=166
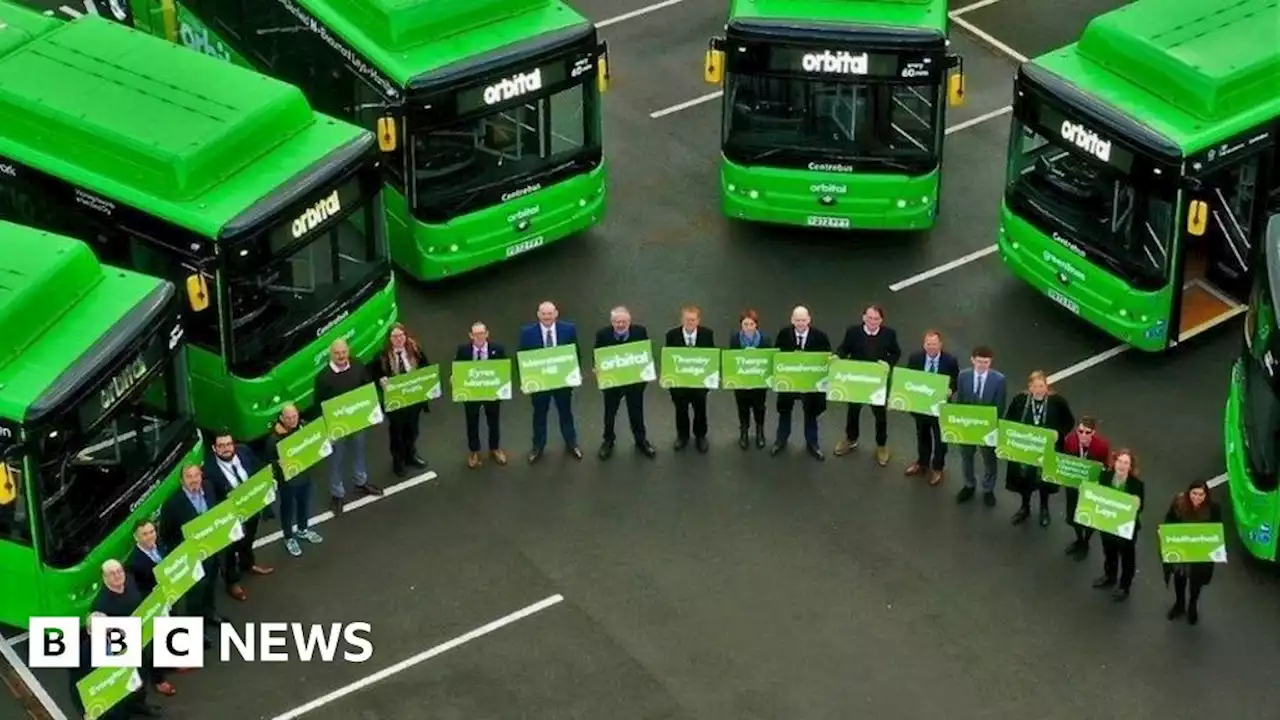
left=748, top=190, right=759, bottom=200
left=579, top=198, right=588, bottom=207
left=726, top=183, right=736, bottom=192
left=921, top=196, right=930, bottom=205
left=896, top=199, right=907, bottom=208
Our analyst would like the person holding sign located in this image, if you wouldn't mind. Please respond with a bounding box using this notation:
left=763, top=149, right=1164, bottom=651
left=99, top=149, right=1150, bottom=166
left=1161, top=480, right=1221, bottom=624
left=127, top=519, right=167, bottom=596
left=1061, top=417, right=1111, bottom=559
left=902, top=330, right=959, bottom=485
left=518, top=301, right=584, bottom=463
left=159, top=464, right=222, bottom=633
left=773, top=306, right=832, bottom=460
left=728, top=309, right=771, bottom=449
left=375, top=323, right=432, bottom=477
left=455, top=322, right=509, bottom=469
left=593, top=307, right=657, bottom=460
left=265, top=405, right=325, bottom=558
left=834, top=305, right=901, bottom=467
left=1004, top=371, right=1075, bottom=527
left=205, top=431, right=274, bottom=601
left=954, top=346, right=1006, bottom=506
left=1091, top=450, right=1145, bottom=601
left=665, top=305, right=716, bottom=452
left=93, top=561, right=172, bottom=705
left=315, top=339, right=384, bottom=515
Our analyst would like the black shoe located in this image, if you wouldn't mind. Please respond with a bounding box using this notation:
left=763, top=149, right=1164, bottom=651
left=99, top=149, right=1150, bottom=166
left=674, top=437, right=689, bottom=451
left=755, top=428, right=766, bottom=449
left=408, top=454, right=427, bottom=468
left=392, top=464, right=407, bottom=478
left=696, top=437, right=709, bottom=453
left=956, top=487, right=975, bottom=504
left=637, top=441, right=657, bottom=458
left=528, top=448, right=544, bottom=464
left=598, top=442, right=615, bottom=460
left=136, top=703, right=163, bottom=717
left=1011, top=507, right=1030, bottom=525
left=739, top=429, right=749, bottom=449
left=1188, top=607, right=1199, bottom=625
left=983, top=492, right=997, bottom=507
left=329, top=497, right=344, bottom=516
left=1064, top=540, right=1083, bottom=555
left=770, top=441, right=786, bottom=456
left=356, top=483, right=384, bottom=497
left=1111, top=587, right=1130, bottom=602
left=806, top=444, right=825, bottom=461
left=1167, top=603, right=1186, bottom=620
left=1039, top=509, right=1050, bottom=528
left=1092, top=575, right=1116, bottom=589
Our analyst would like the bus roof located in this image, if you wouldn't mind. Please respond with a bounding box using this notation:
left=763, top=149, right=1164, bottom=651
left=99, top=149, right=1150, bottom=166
left=0, top=222, right=163, bottom=424
left=728, top=0, right=948, bottom=34
left=0, top=8, right=369, bottom=238
left=1031, top=0, right=1280, bottom=154
left=305, top=0, right=589, bottom=85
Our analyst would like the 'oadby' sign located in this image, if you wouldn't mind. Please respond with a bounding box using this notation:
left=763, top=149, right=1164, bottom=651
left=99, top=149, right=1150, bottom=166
left=484, top=69, right=543, bottom=105
left=801, top=50, right=868, bottom=75
left=1060, top=120, right=1112, bottom=163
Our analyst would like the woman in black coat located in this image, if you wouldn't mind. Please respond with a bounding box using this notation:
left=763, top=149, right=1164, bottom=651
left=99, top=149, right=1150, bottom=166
left=1162, top=480, right=1221, bottom=625
left=1004, top=370, right=1075, bottom=527
left=728, top=309, right=771, bottom=449
left=374, top=322, right=431, bottom=476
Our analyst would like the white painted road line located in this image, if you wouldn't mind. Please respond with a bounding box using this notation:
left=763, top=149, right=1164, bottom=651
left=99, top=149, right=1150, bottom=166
left=951, top=15, right=1028, bottom=64
left=650, top=90, right=723, bottom=119
left=951, top=0, right=1010, bottom=18
left=7, top=630, right=28, bottom=647
left=597, top=0, right=685, bottom=28
left=0, top=631, right=69, bottom=720
left=1207, top=473, right=1228, bottom=488
left=252, top=470, right=438, bottom=549
left=1047, top=344, right=1131, bottom=385
left=269, top=594, right=566, bottom=720
left=889, top=245, right=998, bottom=292
left=946, top=105, right=1012, bottom=135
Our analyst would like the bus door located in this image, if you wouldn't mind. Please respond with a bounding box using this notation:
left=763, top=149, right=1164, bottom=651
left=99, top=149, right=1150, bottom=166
left=0, top=449, right=45, bottom=626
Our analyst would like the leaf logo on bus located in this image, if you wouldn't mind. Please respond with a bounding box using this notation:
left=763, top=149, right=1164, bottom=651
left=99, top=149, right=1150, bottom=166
left=291, top=191, right=341, bottom=239
left=484, top=69, right=543, bottom=106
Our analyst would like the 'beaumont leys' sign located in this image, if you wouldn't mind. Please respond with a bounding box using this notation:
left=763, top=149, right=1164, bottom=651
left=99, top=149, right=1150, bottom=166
left=1060, top=120, right=1112, bottom=162
left=484, top=69, right=543, bottom=105
left=801, top=50, right=868, bottom=75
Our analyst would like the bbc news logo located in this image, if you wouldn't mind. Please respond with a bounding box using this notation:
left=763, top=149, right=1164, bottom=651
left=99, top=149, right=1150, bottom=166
left=28, top=617, right=374, bottom=668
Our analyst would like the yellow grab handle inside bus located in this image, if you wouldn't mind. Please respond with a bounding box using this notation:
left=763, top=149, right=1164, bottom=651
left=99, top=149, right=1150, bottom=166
left=0, top=464, right=15, bottom=506
left=377, top=115, right=398, bottom=152
left=186, top=274, right=210, bottom=312
left=1187, top=200, right=1209, bottom=236
left=704, top=48, right=725, bottom=85
left=947, top=72, right=965, bottom=107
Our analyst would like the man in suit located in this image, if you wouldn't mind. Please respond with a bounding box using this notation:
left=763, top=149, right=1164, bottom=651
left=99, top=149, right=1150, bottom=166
left=159, top=464, right=223, bottom=635
left=205, top=431, right=274, bottom=602
left=904, top=330, right=960, bottom=485
left=518, top=300, right=583, bottom=463
left=773, top=305, right=832, bottom=460
left=456, top=322, right=509, bottom=469
left=127, top=519, right=166, bottom=596
left=1062, top=416, right=1111, bottom=559
left=835, top=304, right=902, bottom=466
left=664, top=305, right=716, bottom=452
left=594, top=306, right=658, bottom=460
left=954, top=345, right=1007, bottom=507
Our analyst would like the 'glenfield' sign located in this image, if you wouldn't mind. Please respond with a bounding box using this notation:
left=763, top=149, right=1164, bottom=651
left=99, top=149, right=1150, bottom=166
left=483, top=69, right=543, bottom=105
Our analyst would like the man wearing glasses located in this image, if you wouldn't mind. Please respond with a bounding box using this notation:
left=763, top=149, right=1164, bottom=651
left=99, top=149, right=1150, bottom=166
left=1062, top=416, right=1111, bottom=559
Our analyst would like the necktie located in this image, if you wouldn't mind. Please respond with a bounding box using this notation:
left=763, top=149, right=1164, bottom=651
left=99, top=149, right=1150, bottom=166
left=543, top=328, right=552, bottom=347
left=686, top=334, right=694, bottom=347
left=927, top=357, right=936, bottom=373
left=147, top=547, right=162, bottom=563
left=976, top=373, right=985, bottom=398
left=397, top=350, right=409, bottom=372
left=798, top=333, right=805, bottom=350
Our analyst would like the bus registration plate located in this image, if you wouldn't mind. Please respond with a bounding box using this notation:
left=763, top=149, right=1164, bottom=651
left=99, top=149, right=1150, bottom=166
left=1047, top=289, right=1080, bottom=315
left=506, top=236, right=544, bottom=258
left=805, top=215, right=850, bottom=229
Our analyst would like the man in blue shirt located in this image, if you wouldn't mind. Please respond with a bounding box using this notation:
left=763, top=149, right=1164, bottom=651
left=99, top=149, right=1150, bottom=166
left=159, top=464, right=223, bottom=638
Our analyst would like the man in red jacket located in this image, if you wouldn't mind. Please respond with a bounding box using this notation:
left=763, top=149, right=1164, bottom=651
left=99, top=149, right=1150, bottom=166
left=1063, top=416, right=1111, bottom=559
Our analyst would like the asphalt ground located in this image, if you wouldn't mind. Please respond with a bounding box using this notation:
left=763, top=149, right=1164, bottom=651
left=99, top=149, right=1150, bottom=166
left=5, top=0, right=1280, bottom=718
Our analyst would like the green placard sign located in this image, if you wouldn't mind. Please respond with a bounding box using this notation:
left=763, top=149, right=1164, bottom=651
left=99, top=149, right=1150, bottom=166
left=321, top=383, right=384, bottom=439
left=660, top=347, right=721, bottom=389
left=721, top=348, right=777, bottom=390
left=276, top=420, right=332, bottom=480
left=593, top=340, right=656, bottom=389
left=939, top=404, right=998, bottom=446
left=995, top=420, right=1057, bottom=467
left=1042, top=452, right=1104, bottom=488
left=888, top=367, right=950, bottom=416
left=181, top=500, right=243, bottom=561
left=451, top=360, right=514, bottom=402
left=773, top=352, right=831, bottom=393
left=227, top=468, right=276, bottom=521
left=382, top=365, right=442, bottom=410
left=1158, top=523, right=1228, bottom=563
left=132, top=589, right=169, bottom=647
left=1073, top=483, right=1140, bottom=539
left=517, top=344, right=583, bottom=393
left=78, top=666, right=143, bottom=720
left=153, top=541, right=205, bottom=604
left=825, top=359, right=887, bottom=404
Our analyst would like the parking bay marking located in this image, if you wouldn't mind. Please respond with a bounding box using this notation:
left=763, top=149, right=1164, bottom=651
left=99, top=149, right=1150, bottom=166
left=270, top=594, right=566, bottom=720
left=950, top=14, right=1028, bottom=64
left=598, top=0, right=685, bottom=28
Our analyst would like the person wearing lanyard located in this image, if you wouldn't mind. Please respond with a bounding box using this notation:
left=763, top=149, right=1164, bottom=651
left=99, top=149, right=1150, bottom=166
left=205, top=431, right=274, bottom=602
left=455, top=322, right=509, bottom=469
left=1002, top=371, right=1075, bottom=527
left=728, top=309, right=771, bottom=449
left=902, top=330, right=959, bottom=486
left=376, top=323, right=431, bottom=477
left=1093, top=449, right=1145, bottom=601
left=664, top=305, right=716, bottom=452
left=1061, top=417, right=1111, bottom=559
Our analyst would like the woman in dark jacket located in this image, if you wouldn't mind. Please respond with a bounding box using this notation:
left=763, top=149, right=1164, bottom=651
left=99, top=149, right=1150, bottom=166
left=728, top=309, right=771, bottom=449
left=374, top=322, right=430, bottom=476
left=1162, top=480, right=1220, bottom=625
left=1092, top=449, right=1145, bottom=601
left=265, top=404, right=324, bottom=557
left=1004, top=370, right=1075, bottom=527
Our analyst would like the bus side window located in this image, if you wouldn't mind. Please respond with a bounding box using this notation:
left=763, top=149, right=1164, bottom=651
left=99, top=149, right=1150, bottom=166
left=238, top=0, right=357, bottom=120
left=0, top=459, right=32, bottom=545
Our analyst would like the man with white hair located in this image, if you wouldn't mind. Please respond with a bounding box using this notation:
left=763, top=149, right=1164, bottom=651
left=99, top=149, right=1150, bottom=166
left=517, top=300, right=584, bottom=463
left=772, top=305, right=832, bottom=460
left=92, top=560, right=171, bottom=710
left=593, top=306, right=657, bottom=460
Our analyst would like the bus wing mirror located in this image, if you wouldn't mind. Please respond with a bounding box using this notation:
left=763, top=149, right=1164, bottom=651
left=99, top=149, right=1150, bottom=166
left=597, top=41, right=611, bottom=93
left=186, top=273, right=210, bottom=312
left=947, top=56, right=965, bottom=107
left=160, top=0, right=178, bottom=42
left=1186, top=199, right=1209, bottom=237
left=705, top=37, right=725, bottom=85
left=0, top=463, right=15, bottom=507
left=377, top=115, right=398, bottom=152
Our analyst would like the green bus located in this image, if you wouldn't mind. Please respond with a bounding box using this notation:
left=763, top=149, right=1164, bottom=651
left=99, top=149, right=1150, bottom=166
left=0, top=222, right=203, bottom=628
left=702, top=0, right=965, bottom=231
left=996, top=0, right=1280, bottom=351
left=0, top=6, right=397, bottom=442
left=21, top=0, right=613, bottom=281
